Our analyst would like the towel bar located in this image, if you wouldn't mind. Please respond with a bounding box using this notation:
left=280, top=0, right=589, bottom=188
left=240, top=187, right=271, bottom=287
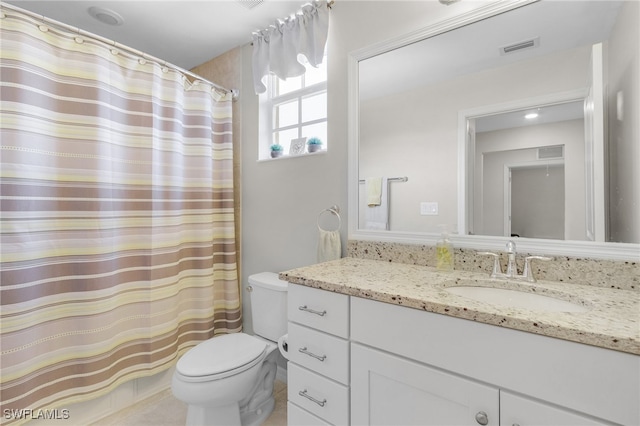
left=358, top=176, right=408, bottom=183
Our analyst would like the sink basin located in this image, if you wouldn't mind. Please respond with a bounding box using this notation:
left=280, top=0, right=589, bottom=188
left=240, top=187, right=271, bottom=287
left=445, top=286, right=589, bottom=312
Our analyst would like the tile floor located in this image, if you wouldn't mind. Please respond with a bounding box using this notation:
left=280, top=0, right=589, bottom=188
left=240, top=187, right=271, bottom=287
left=92, top=381, right=287, bottom=426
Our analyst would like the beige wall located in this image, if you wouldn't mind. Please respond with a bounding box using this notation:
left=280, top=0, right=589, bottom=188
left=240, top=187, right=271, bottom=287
left=190, top=48, right=244, bottom=309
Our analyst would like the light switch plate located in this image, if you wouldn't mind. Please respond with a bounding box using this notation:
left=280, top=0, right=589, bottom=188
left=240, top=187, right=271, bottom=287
left=420, top=202, right=438, bottom=215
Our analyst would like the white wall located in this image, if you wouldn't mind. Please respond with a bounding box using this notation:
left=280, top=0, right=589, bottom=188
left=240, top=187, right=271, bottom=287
left=607, top=0, right=640, bottom=243
left=239, top=0, right=495, bottom=334
left=359, top=45, right=591, bottom=234
left=52, top=4, right=499, bottom=420
left=512, top=165, right=565, bottom=240
left=475, top=119, right=585, bottom=240
left=43, top=2, right=637, bottom=421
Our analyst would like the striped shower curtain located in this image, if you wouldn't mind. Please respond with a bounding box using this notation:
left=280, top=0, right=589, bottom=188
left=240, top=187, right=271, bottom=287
left=0, top=6, right=241, bottom=421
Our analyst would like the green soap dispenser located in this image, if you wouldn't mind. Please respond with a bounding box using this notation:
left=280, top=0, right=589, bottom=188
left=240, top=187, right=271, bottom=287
left=436, top=227, right=454, bottom=272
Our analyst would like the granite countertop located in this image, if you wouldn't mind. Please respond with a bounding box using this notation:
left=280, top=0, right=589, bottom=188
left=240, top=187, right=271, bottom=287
left=280, top=257, right=640, bottom=355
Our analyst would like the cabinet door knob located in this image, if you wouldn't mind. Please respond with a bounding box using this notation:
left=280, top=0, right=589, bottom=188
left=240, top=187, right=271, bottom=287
left=298, top=305, right=327, bottom=316
left=475, top=411, right=489, bottom=425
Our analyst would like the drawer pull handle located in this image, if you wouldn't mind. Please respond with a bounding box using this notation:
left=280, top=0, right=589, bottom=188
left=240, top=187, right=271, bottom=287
left=299, top=346, right=327, bottom=361
left=298, top=305, right=327, bottom=316
left=299, top=389, right=326, bottom=407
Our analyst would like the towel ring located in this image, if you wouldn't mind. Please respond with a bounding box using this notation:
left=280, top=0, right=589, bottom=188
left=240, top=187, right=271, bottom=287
left=317, top=206, right=341, bottom=232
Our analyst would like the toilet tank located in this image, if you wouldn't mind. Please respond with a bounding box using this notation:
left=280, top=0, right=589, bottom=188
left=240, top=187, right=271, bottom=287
left=248, top=272, right=288, bottom=342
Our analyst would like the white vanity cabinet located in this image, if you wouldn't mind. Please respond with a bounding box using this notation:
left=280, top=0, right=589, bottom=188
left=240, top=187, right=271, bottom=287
left=351, top=343, right=499, bottom=425
left=350, top=297, right=639, bottom=426
left=499, top=391, right=609, bottom=425
left=286, top=284, right=350, bottom=425
left=351, top=343, right=611, bottom=426
left=284, top=282, right=639, bottom=426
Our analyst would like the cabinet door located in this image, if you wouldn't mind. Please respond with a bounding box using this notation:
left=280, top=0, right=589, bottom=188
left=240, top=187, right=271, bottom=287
left=351, top=343, right=499, bottom=426
left=500, top=391, right=612, bottom=426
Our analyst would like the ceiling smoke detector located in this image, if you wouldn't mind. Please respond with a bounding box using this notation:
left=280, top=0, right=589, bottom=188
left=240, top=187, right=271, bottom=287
left=88, top=6, right=124, bottom=26
left=236, top=0, right=265, bottom=10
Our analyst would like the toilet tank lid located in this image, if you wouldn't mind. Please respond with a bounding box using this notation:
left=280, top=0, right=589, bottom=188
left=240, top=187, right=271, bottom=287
left=248, top=272, right=288, bottom=291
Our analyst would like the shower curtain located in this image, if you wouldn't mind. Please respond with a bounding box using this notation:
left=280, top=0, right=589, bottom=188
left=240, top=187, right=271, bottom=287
left=0, top=6, right=241, bottom=421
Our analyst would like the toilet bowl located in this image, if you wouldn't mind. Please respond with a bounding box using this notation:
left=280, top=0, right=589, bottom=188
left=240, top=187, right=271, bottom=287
left=171, top=272, right=288, bottom=426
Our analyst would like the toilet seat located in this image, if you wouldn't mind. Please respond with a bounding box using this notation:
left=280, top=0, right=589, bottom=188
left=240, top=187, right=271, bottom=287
left=176, top=333, right=267, bottom=382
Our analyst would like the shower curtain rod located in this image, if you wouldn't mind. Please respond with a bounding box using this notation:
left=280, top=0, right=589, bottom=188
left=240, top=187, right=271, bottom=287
left=0, top=2, right=239, bottom=100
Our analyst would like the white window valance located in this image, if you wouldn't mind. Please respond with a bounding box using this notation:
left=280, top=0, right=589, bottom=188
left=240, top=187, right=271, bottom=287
left=252, top=0, right=330, bottom=94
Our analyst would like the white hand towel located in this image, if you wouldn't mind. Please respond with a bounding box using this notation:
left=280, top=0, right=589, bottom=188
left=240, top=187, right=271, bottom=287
left=317, top=229, right=341, bottom=263
left=366, top=177, right=383, bottom=206
left=365, top=177, right=389, bottom=230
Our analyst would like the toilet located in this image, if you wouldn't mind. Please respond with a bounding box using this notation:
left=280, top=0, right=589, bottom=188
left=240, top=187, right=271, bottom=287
left=171, top=272, right=288, bottom=426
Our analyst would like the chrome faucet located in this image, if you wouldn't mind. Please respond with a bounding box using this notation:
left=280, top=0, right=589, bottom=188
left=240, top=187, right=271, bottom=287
left=480, top=241, right=552, bottom=282
left=505, top=240, right=518, bottom=278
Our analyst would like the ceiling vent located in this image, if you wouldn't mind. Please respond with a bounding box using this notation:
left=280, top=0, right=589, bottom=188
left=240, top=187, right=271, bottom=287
left=236, top=0, right=264, bottom=10
left=499, top=37, right=539, bottom=55
left=537, top=145, right=564, bottom=160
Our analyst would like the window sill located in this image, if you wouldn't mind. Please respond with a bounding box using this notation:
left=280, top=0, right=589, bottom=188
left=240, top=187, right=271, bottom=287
left=257, top=150, right=327, bottom=162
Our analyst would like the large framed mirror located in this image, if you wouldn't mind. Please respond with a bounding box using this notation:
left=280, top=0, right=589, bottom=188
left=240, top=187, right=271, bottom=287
left=348, top=0, right=639, bottom=260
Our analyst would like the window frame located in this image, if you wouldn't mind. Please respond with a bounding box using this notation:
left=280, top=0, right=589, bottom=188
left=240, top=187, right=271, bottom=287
left=259, top=65, right=328, bottom=160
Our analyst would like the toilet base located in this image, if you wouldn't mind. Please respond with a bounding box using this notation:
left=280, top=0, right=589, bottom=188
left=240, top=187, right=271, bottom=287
left=239, top=350, right=277, bottom=425
left=183, top=377, right=276, bottom=426
left=240, top=395, right=275, bottom=426
left=177, top=343, right=279, bottom=426
left=186, top=402, right=241, bottom=426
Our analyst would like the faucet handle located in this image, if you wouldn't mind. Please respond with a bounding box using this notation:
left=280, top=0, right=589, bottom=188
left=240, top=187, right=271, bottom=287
left=479, top=252, right=502, bottom=278
left=523, top=256, right=553, bottom=282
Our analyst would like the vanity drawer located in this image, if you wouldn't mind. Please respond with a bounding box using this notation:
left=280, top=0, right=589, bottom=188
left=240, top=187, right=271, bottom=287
left=288, top=362, right=349, bottom=426
left=288, top=322, right=349, bottom=384
left=288, top=284, right=349, bottom=338
left=287, top=402, right=331, bottom=426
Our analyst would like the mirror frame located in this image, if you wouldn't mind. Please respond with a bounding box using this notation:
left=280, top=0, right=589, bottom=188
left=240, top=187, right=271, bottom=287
left=347, top=0, right=639, bottom=261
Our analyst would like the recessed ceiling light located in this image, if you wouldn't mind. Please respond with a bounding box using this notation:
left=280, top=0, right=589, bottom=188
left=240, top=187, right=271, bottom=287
left=88, top=6, right=124, bottom=26
left=525, top=112, right=539, bottom=119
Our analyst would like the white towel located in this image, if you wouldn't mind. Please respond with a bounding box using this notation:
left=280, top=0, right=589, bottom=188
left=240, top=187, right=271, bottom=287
left=365, top=177, right=389, bottom=230
left=317, top=229, right=341, bottom=263
left=366, top=177, right=383, bottom=206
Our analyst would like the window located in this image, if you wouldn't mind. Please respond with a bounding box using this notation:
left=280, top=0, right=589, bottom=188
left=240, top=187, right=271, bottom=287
left=259, top=55, right=327, bottom=160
